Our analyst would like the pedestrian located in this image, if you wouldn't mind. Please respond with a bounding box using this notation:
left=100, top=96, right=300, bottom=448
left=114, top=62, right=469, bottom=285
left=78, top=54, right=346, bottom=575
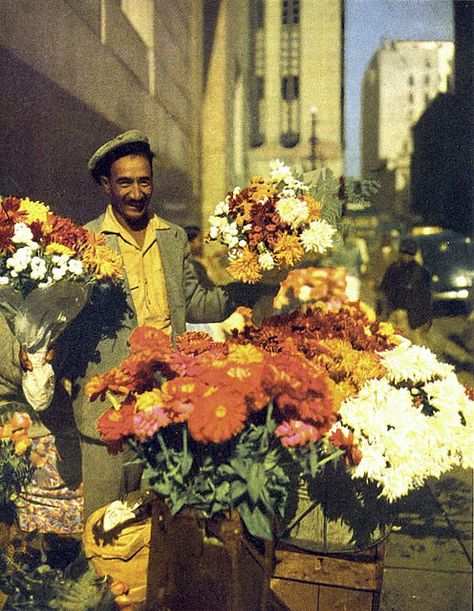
left=376, top=237, right=432, bottom=345
left=65, top=130, right=279, bottom=518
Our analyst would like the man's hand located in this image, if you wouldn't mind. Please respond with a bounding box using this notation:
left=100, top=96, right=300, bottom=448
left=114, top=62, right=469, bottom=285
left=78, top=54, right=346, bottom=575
left=19, top=346, right=56, bottom=371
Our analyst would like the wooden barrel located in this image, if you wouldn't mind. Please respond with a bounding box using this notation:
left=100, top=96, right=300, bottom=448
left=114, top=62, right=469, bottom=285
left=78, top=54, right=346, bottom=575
left=280, top=464, right=393, bottom=554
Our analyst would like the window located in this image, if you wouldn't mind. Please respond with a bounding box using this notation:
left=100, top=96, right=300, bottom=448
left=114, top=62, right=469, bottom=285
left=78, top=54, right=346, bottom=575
left=408, top=92, right=414, bottom=104
left=281, top=75, right=299, bottom=100
left=424, top=75, right=430, bottom=85
left=282, top=0, right=300, bottom=25
left=408, top=75, right=414, bottom=86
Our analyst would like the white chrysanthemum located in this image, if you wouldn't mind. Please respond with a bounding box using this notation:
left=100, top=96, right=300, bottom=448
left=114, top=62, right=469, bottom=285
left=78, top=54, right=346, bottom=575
left=0, top=276, right=9, bottom=286
left=11, top=222, right=34, bottom=245
left=6, top=246, right=34, bottom=272
left=380, top=343, right=453, bottom=384
left=208, top=226, right=219, bottom=240
left=300, top=219, right=336, bottom=254
left=30, top=256, right=47, bottom=281
left=38, top=276, right=53, bottom=289
left=258, top=251, right=275, bottom=270
left=275, top=197, right=309, bottom=227
left=68, top=259, right=84, bottom=276
left=52, top=266, right=67, bottom=281
left=52, top=253, right=70, bottom=265
left=269, top=159, right=294, bottom=183
left=214, top=201, right=229, bottom=215
left=423, top=372, right=469, bottom=412
left=338, top=378, right=441, bottom=501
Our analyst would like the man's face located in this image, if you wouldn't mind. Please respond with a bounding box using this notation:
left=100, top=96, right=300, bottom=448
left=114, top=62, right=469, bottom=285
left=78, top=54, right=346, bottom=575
left=101, top=154, right=153, bottom=229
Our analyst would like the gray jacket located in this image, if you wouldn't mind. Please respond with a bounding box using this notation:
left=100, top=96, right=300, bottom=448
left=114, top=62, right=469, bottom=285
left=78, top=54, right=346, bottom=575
left=66, top=214, right=265, bottom=440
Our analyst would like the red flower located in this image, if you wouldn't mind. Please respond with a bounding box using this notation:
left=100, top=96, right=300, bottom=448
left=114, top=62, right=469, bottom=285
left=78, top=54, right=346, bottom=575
left=97, top=400, right=136, bottom=452
left=329, top=428, right=362, bottom=466
left=128, top=326, right=172, bottom=360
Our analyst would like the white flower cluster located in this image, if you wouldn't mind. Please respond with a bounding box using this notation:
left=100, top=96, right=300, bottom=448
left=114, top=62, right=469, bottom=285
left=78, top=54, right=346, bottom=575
left=0, top=222, right=84, bottom=289
left=332, top=345, right=474, bottom=502
left=379, top=343, right=453, bottom=384
left=269, top=159, right=309, bottom=192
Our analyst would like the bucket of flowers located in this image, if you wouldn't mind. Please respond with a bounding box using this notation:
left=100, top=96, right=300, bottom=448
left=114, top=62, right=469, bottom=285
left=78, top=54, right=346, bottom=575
left=230, top=302, right=474, bottom=551
left=0, top=196, right=123, bottom=412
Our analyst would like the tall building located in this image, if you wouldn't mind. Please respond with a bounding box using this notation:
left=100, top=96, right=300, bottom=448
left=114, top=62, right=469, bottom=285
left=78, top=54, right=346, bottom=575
left=361, top=40, right=454, bottom=219
left=0, top=0, right=204, bottom=225
left=411, top=1, right=473, bottom=235
left=245, top=0, right=345, bottom=181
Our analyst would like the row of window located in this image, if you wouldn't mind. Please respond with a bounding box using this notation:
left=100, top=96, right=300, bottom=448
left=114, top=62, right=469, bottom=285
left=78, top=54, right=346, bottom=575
left=253, top=0, right=300, bottom=28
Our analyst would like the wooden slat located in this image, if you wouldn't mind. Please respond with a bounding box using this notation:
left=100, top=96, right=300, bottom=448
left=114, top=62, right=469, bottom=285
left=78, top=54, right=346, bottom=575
left=273, top=548, right=381, bottom=591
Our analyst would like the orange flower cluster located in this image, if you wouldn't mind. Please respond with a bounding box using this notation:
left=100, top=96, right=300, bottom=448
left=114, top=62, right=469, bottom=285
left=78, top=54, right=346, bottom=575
left=274, top=266, right=348, bottom=311
left=0, top=411, right=33, bottom=456
left=87, top=325, right=338, bottom=449
left=0, top=196, right=123, bottom=281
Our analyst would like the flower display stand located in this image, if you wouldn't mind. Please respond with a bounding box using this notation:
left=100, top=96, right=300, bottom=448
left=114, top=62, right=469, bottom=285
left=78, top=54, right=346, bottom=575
left=270, top=540, right=385, bottom=611
left=145, top=496, right=274, bottom=610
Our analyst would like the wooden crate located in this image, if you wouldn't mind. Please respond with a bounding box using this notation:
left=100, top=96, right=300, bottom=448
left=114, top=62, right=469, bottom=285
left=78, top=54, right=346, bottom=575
left=270, top=541, right=385, bottom=611
left=145, top=497, right=274, bottom=610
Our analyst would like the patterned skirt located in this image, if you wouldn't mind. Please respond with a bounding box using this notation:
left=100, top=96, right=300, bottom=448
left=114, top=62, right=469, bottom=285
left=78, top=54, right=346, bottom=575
left=16, top=434, right=83, bottom=534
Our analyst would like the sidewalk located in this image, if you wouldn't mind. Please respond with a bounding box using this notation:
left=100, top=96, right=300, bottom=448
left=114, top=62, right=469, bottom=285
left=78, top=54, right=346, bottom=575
left=381, top=467, right=473, bottom=611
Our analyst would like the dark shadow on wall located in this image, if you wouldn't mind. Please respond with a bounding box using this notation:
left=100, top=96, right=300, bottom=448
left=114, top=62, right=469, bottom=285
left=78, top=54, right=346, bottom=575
left=0, top=46, right=121, bottom=224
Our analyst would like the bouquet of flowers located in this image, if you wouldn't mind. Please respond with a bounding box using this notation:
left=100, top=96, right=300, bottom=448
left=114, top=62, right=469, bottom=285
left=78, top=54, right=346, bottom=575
left=0, top=411, right=35, bottom=524
left=0, top=196, right=123, bottom=411
left=207, top=161, right=341, bottom=284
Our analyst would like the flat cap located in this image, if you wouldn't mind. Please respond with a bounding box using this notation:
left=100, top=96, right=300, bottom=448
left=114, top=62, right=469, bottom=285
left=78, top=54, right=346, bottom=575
left=87, top=129, right=151, bottom=174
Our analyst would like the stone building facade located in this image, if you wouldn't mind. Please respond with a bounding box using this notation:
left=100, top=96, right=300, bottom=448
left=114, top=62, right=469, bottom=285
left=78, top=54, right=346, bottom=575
left=361, top=40, right=454, bottom=220
left=246, top=0, right=345, bottom=182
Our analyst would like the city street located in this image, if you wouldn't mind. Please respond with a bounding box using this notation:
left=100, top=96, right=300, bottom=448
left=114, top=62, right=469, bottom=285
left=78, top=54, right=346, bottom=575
left=360, top=282, right=473, bottom=610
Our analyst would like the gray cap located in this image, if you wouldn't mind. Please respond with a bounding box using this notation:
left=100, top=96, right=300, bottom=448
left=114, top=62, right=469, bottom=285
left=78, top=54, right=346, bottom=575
left=87, top=129, right=151, bottom=174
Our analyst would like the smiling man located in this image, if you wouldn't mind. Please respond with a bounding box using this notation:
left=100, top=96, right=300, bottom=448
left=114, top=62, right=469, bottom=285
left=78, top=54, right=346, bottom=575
left=67, top=130, right=278, bottom=517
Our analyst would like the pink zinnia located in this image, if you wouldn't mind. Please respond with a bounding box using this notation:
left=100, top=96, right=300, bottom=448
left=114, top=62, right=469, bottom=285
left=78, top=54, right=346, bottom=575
left=132, top=407, right=171, bottom=442
left=275, top=419, right=323, bottom=447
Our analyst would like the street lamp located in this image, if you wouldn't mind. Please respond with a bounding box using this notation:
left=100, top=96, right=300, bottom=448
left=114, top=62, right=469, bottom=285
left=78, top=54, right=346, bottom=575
left=309, top=104, right=318, bottom=170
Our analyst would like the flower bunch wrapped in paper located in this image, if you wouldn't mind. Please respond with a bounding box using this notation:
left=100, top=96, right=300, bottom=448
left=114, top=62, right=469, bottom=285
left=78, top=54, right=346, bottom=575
left=0, top=196, right=123, bottom=411
left=86, top=327, right=346, bottom=539
left=207, top=161, right=342, bottom=284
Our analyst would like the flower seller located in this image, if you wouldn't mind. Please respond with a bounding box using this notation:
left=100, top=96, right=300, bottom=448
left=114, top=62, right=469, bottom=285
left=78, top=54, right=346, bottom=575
left=64, top=130, right=280, bottom=518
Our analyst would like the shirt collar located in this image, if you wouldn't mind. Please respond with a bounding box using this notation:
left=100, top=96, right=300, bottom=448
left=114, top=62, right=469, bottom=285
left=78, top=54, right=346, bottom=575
left=100, top=205, right=170, bottom=236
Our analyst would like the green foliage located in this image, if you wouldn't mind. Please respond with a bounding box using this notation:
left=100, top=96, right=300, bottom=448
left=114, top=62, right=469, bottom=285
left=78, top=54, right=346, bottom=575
left=309, top=168, right=343, bottom=227
left=131, top=404, right=339, bottom=540
left=0, top=440, right=34, bottom=526
left=0, top=538, right=115, bottom=610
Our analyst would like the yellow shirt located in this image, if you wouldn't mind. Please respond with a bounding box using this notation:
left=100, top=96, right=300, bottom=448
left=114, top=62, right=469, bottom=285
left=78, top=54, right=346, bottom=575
left=100, top=206, right=172, bottom=334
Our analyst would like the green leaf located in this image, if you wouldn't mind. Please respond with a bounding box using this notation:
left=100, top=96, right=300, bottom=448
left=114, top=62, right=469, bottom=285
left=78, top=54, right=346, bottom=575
left=238, top=502, right=273, bottom=539
left=247, top=462, right=265, bottom=504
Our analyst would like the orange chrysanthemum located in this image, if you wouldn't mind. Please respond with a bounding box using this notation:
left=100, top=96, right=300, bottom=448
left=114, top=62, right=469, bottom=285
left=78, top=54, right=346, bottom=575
left=273, top=233, right=304, bottom=267
left=81, top=244, right=124, bottom=280
left=226, top=247, right=262, bottom=283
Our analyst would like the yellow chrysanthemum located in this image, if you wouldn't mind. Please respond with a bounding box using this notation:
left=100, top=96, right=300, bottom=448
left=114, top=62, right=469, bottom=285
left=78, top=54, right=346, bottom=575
left=273, top=233, right=304, bottom=267
left=227, top=248, right=262, bottom=283
left=81, top=244, right=124, bottom=280
left=135, top=388, right=165, bottom=412
left=18, top=197, right=51, bottom=224
left=249, top=178, right=278, bottom=201
left=304, top=195, right=323, bottom=221
left=45, top=242, right=75, bottom=257
left=359, top=301, right=376, bottom=322
left=228, top=343, right=265, bottom=365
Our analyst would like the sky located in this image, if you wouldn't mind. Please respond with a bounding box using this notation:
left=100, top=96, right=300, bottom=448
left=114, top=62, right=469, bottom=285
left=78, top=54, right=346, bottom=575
left=344, top=0, right=453, bottom=176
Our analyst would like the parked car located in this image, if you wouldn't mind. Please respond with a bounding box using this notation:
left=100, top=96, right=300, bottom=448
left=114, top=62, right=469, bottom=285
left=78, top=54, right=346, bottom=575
left=408, top=229, right=473, bottom=312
